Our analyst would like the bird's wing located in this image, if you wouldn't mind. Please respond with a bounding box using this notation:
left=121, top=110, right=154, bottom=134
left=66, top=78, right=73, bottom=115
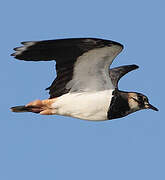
left=109, top=65, right=139, bottom=88
left=12, top=38, right=123, bottom=98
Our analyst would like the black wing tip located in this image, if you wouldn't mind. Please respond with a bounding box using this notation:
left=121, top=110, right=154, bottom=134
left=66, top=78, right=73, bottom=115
left=11, top=41, right=37, bottom=60
left=109, top=64, right=140, bottom=87
left=11, top=53, right=15, bottom=56
left=129, top=64, right=139, bottom=69
left=10, top=37, right=124, bottom=61
left=21, top=41, right=29, bottom=45
left=121, top=64, right=139, bottom=73
left=10, top=52, right=22, bottom=59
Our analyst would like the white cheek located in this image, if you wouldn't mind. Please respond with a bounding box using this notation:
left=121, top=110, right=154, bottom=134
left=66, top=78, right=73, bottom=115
left=128, top=98, right=139, bottom=111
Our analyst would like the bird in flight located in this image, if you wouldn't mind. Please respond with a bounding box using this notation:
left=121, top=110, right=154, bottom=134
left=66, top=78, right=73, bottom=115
left=11, top=38, right=158, bottom=120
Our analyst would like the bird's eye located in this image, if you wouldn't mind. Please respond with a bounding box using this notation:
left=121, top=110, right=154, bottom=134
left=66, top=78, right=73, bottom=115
left=137, top=95, right=143, bottom=103
left=143, top=97, right=148, bottom=103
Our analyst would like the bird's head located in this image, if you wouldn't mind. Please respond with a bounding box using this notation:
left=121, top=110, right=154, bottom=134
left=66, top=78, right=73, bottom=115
left=128, top=92, right=158, bottom=112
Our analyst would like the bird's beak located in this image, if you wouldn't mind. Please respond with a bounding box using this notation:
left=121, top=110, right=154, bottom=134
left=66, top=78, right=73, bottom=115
left=145, top=103, right=159, bottom=111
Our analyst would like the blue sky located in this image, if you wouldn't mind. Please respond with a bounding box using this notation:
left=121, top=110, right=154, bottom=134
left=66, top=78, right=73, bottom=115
left=0, top=0, right=164, bottom=179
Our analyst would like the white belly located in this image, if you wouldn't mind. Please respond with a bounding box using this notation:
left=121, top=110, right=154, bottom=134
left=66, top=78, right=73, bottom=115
left=52, top=90, right=114, bottom=121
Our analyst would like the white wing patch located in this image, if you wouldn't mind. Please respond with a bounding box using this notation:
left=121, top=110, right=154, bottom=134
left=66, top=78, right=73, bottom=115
left=66, top=45, right=123, bottom=92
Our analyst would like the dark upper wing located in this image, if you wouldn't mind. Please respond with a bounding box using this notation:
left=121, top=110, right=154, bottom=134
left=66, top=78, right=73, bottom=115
left=109, top=64, right=139, bottom=88
left=12, top=38, right=123, bottom=98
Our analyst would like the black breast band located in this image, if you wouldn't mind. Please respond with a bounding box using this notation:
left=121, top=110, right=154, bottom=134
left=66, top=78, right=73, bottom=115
left=108, top=90, right=130, bottom=120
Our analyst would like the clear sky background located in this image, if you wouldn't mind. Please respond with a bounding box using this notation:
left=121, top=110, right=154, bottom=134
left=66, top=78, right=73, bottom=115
left=0, top=0, right=164, bottom=179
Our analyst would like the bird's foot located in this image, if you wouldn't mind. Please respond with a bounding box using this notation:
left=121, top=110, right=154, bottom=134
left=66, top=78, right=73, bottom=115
left=25, top=99, right=56, bottom=115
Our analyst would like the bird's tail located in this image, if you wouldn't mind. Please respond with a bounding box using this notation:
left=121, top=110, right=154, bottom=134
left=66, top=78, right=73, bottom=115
left=10, top=105, right=41, bottom=113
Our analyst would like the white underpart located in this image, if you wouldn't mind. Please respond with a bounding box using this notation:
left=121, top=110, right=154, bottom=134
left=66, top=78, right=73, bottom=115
left=51, top=90, right=114, bottom=121
left=66, top=45, right=123, bottom=92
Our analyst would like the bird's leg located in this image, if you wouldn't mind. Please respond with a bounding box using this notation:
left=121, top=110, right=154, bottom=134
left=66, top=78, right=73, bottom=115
left=26, top=99, right=43, bottom=107
left=25, top=99, right=56, bottom=115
